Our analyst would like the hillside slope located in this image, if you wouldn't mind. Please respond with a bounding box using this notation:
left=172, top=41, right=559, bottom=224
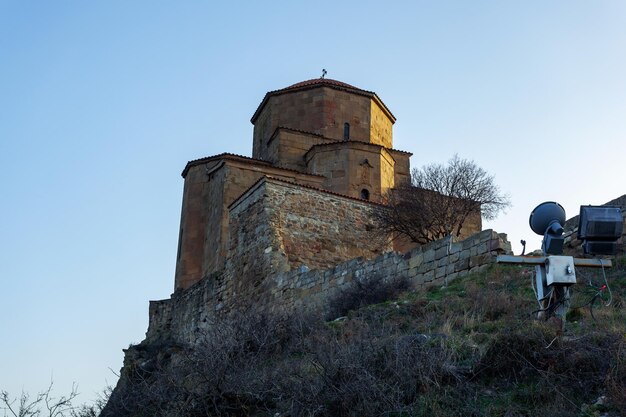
left=103, top=259, right=626, bottom=417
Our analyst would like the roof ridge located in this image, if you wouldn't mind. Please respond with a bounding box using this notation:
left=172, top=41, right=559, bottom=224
left=272, top=126, right=328, bottom=139
left=272, top=78, right=373, bottom=95
left=251, top=79, right=395, bottom=124
left=181, top=152, right=324, bottom=178
left=228, top=175, right=389, bottom=210
left=306, top=140, right=413, bottom=156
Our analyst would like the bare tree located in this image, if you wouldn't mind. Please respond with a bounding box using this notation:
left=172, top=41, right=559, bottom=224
left=1, top=382, right=78, bottom=417
left=1, top=383, right=109, bottom=417
left=374, top=155, right=510, bottom=244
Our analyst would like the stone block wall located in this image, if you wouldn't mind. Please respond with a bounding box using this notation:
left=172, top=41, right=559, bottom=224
left=271, top=229, right=511, bottom=315
left=388, top=149, right=411, bottom=186
left=175, top=156, right=325, bottom=290
left=266, top=128, right=331, bottom=171
left=147, top=228, right=512, bottom=345
left=369, top=99, right=393, bottom=148
left=253, top=87, right=380, bottom=159
left=175, top=159, right=225, bottom=290
left=305, top=142, right=396, bottom=203
left=227, top=177, right=392, bottom=276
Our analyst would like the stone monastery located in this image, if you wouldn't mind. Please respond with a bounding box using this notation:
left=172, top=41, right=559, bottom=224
left=147, top=78, right=512, bottom=341
left=174, top=78, right=453, bottom=292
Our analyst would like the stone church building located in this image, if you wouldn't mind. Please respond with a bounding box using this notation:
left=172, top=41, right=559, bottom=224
left=173, top=78, right=479, bottom=291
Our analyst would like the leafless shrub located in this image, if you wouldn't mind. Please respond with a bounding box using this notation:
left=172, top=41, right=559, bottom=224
left=270, top=318, right=464, bottom=417
left=373, top=154, right=510, bottom=244
left=326, top=274, right=410, bottom=320
left=102, top=304, right=469, bottom=417
left=476, top=327, right=621, bottom=413
left=1, top=382, right=79, bottom=417
left=465, top=281, right=525, bottom=322
left=101, top=273, right=625, bottom=417
left=101, top=307, right=318, bottom=417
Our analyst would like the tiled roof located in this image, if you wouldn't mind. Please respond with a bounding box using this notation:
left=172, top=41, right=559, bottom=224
left=271, top=126, right=328, bottom=139
left=181, top=152, right=324, bottom=178
left=305, top=140, right=413, bottom=158
left=182, top=153, right=268, bottom=177
left=285, top=78, right=363, bottom=90
left=251, top=78, right=395, bottom=123
left=270, top=127, right=412, bottom=156
left=267, top=126, right=337, bottom=146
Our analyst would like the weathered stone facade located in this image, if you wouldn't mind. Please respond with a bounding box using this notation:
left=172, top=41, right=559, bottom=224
left=175, top=78, right=430, bottom=290
left=227, top=177, right=392, bottom=277
left=148, top=229, right=512, bottom=344
left=251, top=79, right=395, bottom=157
left=173, top=77, right=482, bottom=298
left=175, top=154, right=325, bottom=290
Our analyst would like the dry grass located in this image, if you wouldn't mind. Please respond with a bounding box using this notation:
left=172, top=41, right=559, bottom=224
left=102, top=259, right=626, bottom=417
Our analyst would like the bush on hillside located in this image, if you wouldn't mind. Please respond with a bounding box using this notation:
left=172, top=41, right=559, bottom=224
left=101, top=264, right=626, bottom=417
left=326, top=273, right=410, bottom=320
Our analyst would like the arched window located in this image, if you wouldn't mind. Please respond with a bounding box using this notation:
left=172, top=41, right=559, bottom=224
left=360, top=189, right=370, bottom=200
left=343, top=123, right=350, bottom=141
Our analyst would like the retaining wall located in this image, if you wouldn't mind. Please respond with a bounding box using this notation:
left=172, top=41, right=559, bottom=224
left=146, top=229, right=511, bottom=344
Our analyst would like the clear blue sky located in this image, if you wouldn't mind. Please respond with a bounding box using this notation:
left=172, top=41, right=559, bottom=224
left=1, top=0, right=625, bottom=405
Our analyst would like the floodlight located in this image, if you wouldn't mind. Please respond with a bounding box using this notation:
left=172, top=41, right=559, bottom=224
left=578, top=205, right=623, bottom=255
left=529, top=202, right=566, bottom=255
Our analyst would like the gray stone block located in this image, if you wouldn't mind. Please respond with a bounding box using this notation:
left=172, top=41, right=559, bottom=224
left=476, top=241, right=489, bottom=254
left=449, top=242, right=462, bottom=254
left=435, top=245, right=448, bottom=260
left=435, top=266, right=446, bottom=278
left=454, top=258, right=470, bottom=272
left=408, top=253, right=423, bottom=268
left=479, top=229, right=494, bottom=242
left=445, top=272, right=459, bottom=282
left=423, top=270, right=434, bottom=281
left=418, top=261, right=434, bottom=274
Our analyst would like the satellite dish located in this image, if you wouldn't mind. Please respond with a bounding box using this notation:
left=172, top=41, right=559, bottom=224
left=529, top=202, right=566, bottom=236
left=529, top=201, right=566, bottom=255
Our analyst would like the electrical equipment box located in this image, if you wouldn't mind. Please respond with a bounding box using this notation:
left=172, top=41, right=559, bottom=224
left=545, top=256, right=576, bottom=286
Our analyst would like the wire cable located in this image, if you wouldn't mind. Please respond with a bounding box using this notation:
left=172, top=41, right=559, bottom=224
left=530, top=269, right=542, bottom=309
left=600, top=262, right=613, bottom=306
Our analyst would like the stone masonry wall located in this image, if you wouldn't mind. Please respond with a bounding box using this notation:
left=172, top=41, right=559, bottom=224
left=253, top=87, right=378, bottom=159
left=227, top=177, right=392, bottom=275
left=369, top=99, right=393, bottom=148
left=147, top=227, right=512, bottom=345
left=305, top=142, right=396, bottom=203
left=272, top=228, right=511, bottom=315
left=175, top=160, right=225, bottom=290
left=266, top=128, right=332, bottom=171
left=175, top=157, right=325, bottom=290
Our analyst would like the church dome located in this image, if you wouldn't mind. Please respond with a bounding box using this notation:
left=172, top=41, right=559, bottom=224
left=251, top=78, right=393, bottom=123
